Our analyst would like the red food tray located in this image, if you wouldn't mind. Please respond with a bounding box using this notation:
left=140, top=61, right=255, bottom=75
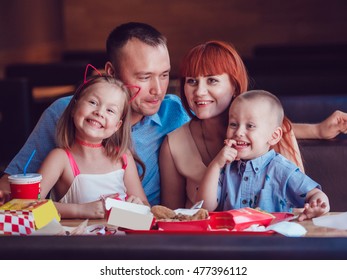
left=124, top=211, right=294, bottom=235
left=124, top=229, right=276, bottom=235
left=156, top=219, right=210, bottom=231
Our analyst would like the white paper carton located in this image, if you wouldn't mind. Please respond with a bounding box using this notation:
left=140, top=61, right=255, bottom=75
left=105, top=198, right=153, bottom=230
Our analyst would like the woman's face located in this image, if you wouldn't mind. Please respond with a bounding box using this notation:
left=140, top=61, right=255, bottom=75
left=184, top=73, right=234, bottom=119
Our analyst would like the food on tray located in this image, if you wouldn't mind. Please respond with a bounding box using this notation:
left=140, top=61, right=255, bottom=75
left=175, top=208, right=209, bottom=221
left=151, top=205, right=176, bottom=220
left=151, top=205, right=209, bottom=221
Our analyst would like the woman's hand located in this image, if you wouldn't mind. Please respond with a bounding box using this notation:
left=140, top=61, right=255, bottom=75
left=316, top=110, right=347, bottom=139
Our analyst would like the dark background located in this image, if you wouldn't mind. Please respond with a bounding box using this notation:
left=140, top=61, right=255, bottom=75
left=1, top=0, right=347, bottom=77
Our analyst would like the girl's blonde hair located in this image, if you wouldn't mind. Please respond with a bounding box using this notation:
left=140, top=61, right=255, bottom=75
left=180, top=40, right=303, bottom=170
left=56, top=75, right=145, bottom=177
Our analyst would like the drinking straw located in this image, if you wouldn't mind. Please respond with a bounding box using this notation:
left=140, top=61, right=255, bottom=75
left=23, top=149, right=36, bottom=176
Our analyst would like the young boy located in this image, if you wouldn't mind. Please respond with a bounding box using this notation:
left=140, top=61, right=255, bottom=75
left=197, top=90, right=330, bottom=221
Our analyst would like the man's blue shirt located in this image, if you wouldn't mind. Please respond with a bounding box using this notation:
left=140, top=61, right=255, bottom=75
left=5, top=94, right=190, bottom=206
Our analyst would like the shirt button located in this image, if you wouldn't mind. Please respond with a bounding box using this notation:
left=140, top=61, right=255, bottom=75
left=244, top=177, right=249, bottom=181
left=255, top=167, right=259, bottom=171
left=242, top=199, right=247, bottom=204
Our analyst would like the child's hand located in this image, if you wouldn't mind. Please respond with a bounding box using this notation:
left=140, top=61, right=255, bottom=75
left=100, top=193, right=121, bottom=201
left=126, top=195, right=144, bottom=205
left=82, top=200, right=106, bottom=219
left=224, top=139, right=239, bottom=159
left=212, top=139, right=238, bottom=168
left=297, top=198, right=329, bottom=221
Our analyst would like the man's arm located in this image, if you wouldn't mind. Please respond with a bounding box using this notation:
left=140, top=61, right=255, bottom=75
left=4, top=96, right=71, bottom=176
left=292, top=110, right=347, bottom=139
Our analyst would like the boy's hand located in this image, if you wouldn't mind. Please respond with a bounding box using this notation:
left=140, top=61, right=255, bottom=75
left=297, top=198, right=329, bottom=221
left=224, top=139, right=239, bottom=161
left=213, top=139, right=238, bottom=168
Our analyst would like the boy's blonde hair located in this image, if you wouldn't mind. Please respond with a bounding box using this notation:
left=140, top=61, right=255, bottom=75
left=236, top=90, right=284, bottom=127
left=235, top=89, right=303, bottom=170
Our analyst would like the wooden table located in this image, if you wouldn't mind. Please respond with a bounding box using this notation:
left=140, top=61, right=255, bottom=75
left=298, top=213, right=347, bottom=237
left=1, top=213, right=347, bottom=260
left=60, top=212, right=347, bottom=237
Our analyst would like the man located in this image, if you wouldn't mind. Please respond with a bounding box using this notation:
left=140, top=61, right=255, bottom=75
left=0, top=22, right=190, bottom=206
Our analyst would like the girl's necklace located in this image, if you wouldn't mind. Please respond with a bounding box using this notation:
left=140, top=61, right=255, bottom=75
left=76, top=138, right=103, bottom=148
left=200, top=121, right=213, bottom=161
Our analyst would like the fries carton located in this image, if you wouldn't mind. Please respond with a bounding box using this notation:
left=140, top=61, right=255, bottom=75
left=0, top=199, right=60, bottom=233
left=105, top=198, right=154, bottom=230
left=209, top=207, right=275, bottom=231
left=0, top=212, right=35, bottom=235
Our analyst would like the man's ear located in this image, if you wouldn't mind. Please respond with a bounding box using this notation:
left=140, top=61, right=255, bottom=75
left=268, top=126, right=283, bottom=146
left=105, top=61, right=115, bottom=77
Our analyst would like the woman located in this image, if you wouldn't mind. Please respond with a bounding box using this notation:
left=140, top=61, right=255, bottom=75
left=159, top=40, right=347, bottom=209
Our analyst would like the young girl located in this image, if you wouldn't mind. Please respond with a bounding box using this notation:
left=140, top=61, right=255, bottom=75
left=38, top=71, right=148, bottom=219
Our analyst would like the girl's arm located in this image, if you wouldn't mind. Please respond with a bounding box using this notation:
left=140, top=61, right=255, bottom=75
left=159, top=137, right=187, bottom=209
left=292, top=110, right=347, bottom=139
left=123, top=151, right=149, bottom=206
left=38, top=149, right=109, bottom=219
left=38, top=148, right=66, bottom=199
left=53, top=200, right=105, bottom=219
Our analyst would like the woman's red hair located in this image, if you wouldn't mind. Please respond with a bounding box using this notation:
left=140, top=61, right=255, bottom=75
left=180, top=40, right=248, bottom=112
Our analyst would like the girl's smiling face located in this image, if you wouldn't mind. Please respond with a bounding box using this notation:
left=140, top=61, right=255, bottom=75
left=73, top=82, right=125, bottom=143
left=184, top=73, right=235, bottom=119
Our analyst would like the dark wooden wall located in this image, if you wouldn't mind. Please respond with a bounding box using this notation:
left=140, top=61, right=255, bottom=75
left=1, top=0, right=347, bottom=77
left=0, top=0, right=63, bottom=77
